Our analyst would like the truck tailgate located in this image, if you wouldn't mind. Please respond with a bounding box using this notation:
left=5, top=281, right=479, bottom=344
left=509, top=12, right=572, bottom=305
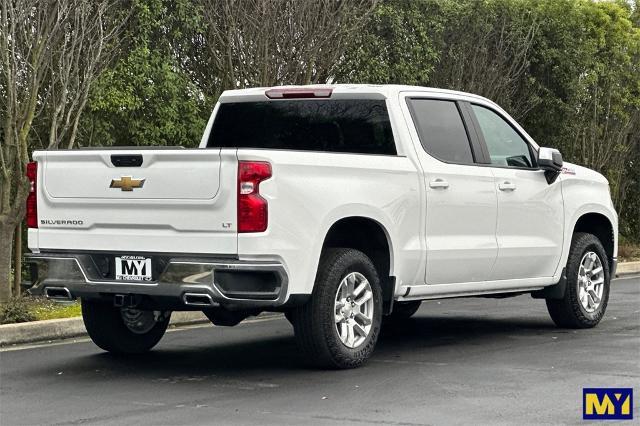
left=32, top=149, right=238, bottom=255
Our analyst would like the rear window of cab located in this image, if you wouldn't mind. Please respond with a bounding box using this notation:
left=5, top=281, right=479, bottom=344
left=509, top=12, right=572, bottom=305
left=208, top=99, right=397, bottom=155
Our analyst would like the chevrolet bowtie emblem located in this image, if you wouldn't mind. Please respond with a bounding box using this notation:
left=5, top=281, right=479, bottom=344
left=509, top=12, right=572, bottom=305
left=110, top=176, right=145, bottom=191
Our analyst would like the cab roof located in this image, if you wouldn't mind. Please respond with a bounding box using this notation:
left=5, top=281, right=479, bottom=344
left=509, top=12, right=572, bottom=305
left=218, top=84, right=496, bottom=106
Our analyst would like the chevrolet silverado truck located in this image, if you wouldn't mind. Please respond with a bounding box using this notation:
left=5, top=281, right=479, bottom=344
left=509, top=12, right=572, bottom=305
left=24, top=85, right=618, bottom=368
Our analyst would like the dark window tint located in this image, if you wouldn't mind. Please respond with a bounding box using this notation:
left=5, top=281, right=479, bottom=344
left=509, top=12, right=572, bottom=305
left=408, top=99, right=473, bottom=163
left=208, top=100, right=396, bottom=155
left=471, top=104, right=533, bottom=168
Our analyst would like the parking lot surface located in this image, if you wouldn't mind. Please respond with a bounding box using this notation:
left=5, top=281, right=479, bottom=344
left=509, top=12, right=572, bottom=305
left=1, top=276, right=638, bottom=425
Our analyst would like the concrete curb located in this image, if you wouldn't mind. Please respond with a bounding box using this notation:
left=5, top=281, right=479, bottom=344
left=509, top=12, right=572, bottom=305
left=616, top=260, right=640, bottom=277
left=0, top=311, right=209, bottom=347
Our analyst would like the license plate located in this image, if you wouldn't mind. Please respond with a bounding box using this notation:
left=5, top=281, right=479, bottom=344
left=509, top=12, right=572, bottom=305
left=115, top=255, right=152, bottom=281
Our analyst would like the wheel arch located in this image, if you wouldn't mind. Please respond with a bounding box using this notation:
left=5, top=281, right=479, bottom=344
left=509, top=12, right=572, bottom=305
left=320, top=216, right=395, bottom=314
left=572, top=212, right=616, bottom=272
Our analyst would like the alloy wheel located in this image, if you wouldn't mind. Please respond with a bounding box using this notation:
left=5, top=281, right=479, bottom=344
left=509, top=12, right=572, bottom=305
left=577, top=251, right=605, bottom=313
left=334, top=272, right=374, bottom=348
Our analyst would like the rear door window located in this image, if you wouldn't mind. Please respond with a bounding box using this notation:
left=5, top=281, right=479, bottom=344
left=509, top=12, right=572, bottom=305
left=208, top=100, right=396, bottom=155
left=407, top=99, right=474, bottom=164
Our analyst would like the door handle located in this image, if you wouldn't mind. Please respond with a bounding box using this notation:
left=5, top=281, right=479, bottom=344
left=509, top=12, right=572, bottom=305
left=429, top=178, right=449, bottom=189
left=498, top=181, right=516, bottom=191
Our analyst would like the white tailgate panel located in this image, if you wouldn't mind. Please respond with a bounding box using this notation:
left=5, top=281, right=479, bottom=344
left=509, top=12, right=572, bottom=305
left=43, top=150, right=220, bottom=199
left=33, top=149, right=237, bottom=255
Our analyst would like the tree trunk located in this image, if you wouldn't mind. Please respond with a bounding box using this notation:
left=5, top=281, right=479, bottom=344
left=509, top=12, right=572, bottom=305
left=0, top=220, right=15, bottom=303
left=13, top=223, right=22, bottom=296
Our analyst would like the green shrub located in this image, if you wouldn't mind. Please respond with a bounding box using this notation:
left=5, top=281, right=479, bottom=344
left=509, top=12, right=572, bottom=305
left=0, top=296, right=82, bottom=324
left=0, top=297, right=37, bottom=324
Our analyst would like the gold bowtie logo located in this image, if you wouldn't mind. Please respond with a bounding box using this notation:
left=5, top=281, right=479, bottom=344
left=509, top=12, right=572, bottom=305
left=110, top=176, right=145, bottom=191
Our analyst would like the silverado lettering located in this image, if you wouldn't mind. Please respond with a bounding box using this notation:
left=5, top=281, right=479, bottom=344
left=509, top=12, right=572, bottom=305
left=40, top=219, right=84, bottom=226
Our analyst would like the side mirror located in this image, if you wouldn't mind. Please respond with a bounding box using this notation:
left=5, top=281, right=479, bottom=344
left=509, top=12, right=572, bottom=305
left=537, top=147, right=563, bottom=184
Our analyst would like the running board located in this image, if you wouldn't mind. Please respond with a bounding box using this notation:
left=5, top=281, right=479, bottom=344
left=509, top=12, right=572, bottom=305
left=397, top=277, right=553, bottom=301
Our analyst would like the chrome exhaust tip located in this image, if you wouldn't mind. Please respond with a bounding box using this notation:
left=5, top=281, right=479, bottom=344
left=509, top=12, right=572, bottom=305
left=183, top=293, right=217, bottom=307
left=44, top=287, right=73, bottom=301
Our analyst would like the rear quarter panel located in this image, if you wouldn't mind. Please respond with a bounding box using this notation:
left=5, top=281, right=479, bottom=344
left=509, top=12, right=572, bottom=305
left=235, top=149, right=423, bottom=295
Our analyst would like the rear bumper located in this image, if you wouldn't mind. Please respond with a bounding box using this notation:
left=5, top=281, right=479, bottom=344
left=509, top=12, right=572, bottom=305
left=24, top=252, right=289, bottom=309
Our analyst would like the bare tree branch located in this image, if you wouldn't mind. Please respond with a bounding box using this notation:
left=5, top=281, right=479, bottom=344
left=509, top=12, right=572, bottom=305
left=197, top=0, right=375, bottom=95
left=0, top=0, right=126, bottom=301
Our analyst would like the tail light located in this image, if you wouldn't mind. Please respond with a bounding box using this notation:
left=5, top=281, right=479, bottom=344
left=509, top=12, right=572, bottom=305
left=26, top=161, right=38, bottom=228
left=238, top=161, right=272, bottom=233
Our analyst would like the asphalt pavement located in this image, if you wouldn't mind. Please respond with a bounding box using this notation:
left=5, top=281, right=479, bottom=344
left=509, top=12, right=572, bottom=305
left=1, top=276, right=639, bottom=425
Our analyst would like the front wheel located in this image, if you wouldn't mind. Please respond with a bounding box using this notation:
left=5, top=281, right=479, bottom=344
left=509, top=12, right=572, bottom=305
left=546, top=232, right=610, bottom=328
left=292, top=248, right=383, bottom=369
left=82, top=300, right=171, bottom=354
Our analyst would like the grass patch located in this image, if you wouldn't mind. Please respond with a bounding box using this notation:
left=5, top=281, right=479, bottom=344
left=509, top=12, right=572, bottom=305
left=0, top=296, right=81, bottom=325
left=31, top=300, right=81, bottom=321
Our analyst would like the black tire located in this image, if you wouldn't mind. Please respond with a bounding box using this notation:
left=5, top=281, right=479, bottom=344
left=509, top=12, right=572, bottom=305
left=386, top=301, right=421, bottom=321
left=81, top=299, right=170, bottom=354
left=546, top=232, right=610, bottom=328
left=291, top=248, right=383, bottom=369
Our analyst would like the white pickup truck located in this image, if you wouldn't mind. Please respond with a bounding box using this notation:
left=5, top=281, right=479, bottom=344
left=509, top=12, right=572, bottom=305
left=25, top=85, right=618, bottom=368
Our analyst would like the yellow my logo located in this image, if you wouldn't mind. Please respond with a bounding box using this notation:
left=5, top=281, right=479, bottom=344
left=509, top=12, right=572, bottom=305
left=583, top=388, right=633, bottom=420
left=585, top=393, right=631, bottom=415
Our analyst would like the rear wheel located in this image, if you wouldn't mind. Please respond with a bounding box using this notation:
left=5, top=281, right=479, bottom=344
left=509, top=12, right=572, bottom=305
left=546, top=232, right=610, bottom=328
left=292, top=248, right=382, bottom=369
left=82, top=299, right=170, bottom=354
